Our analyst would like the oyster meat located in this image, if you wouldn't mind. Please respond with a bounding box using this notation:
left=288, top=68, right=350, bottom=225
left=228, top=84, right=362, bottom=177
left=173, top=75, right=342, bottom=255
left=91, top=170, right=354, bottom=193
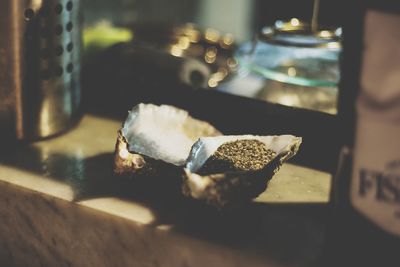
left=113, top=103, right=221, bottom=188
left=183, top=135, right=302, bottom=208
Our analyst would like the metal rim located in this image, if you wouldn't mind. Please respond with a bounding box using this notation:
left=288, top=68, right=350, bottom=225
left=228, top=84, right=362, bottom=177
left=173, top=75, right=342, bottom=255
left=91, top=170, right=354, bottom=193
left=260, top=19, right=341, bottom=49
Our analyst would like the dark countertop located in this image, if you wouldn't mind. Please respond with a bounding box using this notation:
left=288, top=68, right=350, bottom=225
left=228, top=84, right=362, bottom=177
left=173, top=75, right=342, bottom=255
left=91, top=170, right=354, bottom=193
left=0, top=115, right=332, bottom=267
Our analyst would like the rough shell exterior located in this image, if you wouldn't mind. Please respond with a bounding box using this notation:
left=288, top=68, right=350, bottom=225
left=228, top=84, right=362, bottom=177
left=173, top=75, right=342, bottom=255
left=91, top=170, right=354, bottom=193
left=113, top=104, right=221, bottom=196
left=182, top=135, right=302, bottom=208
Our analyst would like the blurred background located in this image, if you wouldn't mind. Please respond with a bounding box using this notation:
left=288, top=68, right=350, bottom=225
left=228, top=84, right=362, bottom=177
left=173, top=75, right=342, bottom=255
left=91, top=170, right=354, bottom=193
left=0, top=0, right=344, bottom=171
left=83, top=0, right=342, bottom=43
left=80, top=0, right=344, bottom=172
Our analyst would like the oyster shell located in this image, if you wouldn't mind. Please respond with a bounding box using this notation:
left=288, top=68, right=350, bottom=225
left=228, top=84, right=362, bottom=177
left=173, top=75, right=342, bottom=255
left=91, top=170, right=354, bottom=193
left=183, top=135, right=302, bottom=208
left=113, top=104, right=221, bottom=188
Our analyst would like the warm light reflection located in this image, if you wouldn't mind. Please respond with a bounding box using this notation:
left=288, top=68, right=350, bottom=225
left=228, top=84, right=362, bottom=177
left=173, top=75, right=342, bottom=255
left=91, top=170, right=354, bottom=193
left=183, top=24, right=201, bottom=43
left=39, top=99, right=52, bottom=137
left=326, top=42, right=340, bottom=49
left=32, top=0, right=43, bottom=11
left=206, top=47, right=217, bottom=56
left=290, top=18, right=300, bottom=26
left=207, top=68, right=229, bottom=88
left=278, top=95, right=298, bottom=106
left=262, top=27, right=274, bottom=37
left=205, top=46, right=217, bottom=63
left=205, top=28, right=220, bottom=43
left=222, top=34, right=234, bottom=46
left=208, top=78, right=218, bottom=88
left=205, top=57, right=215, bottom=64
left=320, top=30, right=331, bottom=38
left=288, top=67, right=297, bottom=77
left=170, top=45, right=183, bottom=57
left=156, top=224, right=173, bottom=231
left=79, top=198, right=156, bottom=225
left=177, top=36, right=190, bottom=50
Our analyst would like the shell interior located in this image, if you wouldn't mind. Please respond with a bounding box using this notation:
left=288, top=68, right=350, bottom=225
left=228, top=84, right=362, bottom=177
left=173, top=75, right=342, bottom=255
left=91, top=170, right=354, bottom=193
left=121, top=103, right=220, bottom=166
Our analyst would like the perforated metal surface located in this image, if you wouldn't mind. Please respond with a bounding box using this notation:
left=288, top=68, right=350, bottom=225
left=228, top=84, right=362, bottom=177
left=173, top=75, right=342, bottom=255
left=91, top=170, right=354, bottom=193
left=0, top=0, right=81, bottom=140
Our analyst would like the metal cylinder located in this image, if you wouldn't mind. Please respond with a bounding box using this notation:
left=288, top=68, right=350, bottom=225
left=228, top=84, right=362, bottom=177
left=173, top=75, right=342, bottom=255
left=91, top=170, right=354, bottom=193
left=0, top=0, right=81, bottom=141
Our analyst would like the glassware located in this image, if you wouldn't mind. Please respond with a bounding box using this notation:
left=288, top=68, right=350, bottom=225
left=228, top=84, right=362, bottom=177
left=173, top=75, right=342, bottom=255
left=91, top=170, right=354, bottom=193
left=235, top=19, right=341, bottom=114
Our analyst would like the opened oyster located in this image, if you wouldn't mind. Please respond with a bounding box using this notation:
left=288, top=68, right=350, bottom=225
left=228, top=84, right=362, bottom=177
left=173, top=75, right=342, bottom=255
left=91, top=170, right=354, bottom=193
left=183, top=135, right=302, bottom=208
left=113, top=103, right=221, bottom=193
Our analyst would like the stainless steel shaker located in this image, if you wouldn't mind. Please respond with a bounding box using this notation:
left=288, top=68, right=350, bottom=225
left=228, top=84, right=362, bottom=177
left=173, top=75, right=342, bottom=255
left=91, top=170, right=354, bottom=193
left=0, top=0, right=81, bottom=141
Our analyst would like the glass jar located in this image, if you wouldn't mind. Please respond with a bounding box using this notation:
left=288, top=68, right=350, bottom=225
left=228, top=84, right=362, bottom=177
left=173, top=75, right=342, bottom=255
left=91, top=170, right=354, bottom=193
left=235, top=19, right=341, bottom=114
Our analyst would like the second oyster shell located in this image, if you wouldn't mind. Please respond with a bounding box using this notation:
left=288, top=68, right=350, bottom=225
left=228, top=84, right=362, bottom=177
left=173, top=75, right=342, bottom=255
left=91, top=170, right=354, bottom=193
left=183, top=135, right=302, bottom=208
